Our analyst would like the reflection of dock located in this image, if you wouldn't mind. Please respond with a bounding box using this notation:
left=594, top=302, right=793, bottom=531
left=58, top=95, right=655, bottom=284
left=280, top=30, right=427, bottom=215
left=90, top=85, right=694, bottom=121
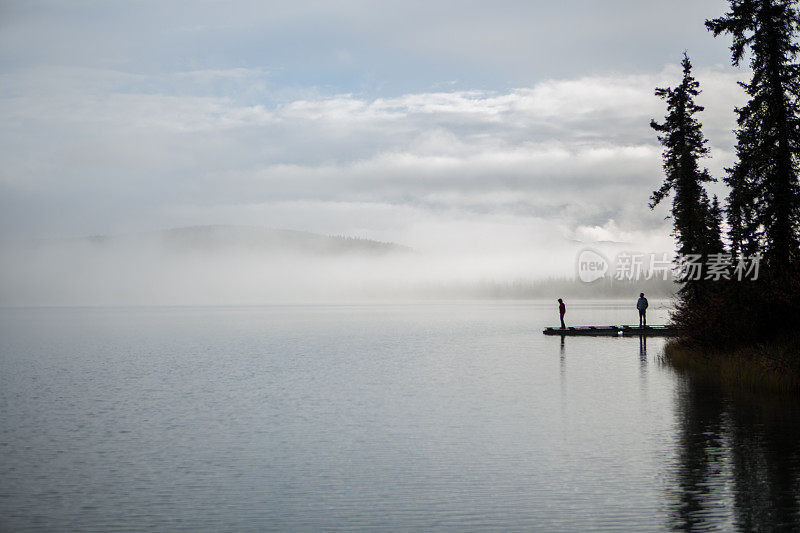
left=543, top=325, right=676, bottom=337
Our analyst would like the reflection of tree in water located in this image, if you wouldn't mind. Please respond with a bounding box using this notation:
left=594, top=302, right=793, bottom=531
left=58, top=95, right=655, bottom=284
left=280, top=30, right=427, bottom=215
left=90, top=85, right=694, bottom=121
left=667, top=379, right=731, bottom=531
left=667, top=376, right=800, bottom=531
left=729, top=397, right=800, bottom=531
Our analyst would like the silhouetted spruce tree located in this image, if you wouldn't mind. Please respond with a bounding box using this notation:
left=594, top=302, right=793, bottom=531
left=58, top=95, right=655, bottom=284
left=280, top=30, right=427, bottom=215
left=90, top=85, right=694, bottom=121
left=726, top=163, right=760, bottom=257
left=707, top=0, right=800, bottom=272
left=650, top=54, right=719, bottom=303
left=707, top=195, right=725, bottom=254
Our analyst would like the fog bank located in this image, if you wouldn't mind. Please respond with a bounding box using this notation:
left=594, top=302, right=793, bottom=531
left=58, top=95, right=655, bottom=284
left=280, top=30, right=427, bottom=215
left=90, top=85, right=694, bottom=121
left=0, top=226, right=674, bottom=306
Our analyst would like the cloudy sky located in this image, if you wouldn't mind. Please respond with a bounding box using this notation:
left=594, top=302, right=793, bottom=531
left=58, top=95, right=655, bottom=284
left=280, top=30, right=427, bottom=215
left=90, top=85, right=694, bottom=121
left=1, top=0, right=746, bottom=259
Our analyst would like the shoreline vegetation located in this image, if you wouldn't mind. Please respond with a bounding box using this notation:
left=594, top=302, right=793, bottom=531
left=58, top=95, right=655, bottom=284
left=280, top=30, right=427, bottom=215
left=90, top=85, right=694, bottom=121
left=647, top=1, right=800, bottom=395
left=662, top=336, right=800, bottom=394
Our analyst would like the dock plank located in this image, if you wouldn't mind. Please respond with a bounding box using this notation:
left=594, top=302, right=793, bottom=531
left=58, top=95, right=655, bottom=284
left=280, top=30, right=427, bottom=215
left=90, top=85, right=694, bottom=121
left=542, top=325, right=676, bottom=337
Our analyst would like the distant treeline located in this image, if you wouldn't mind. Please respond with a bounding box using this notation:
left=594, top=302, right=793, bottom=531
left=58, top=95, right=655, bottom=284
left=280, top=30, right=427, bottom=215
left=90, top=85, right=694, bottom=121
left=388, top=276, right=677, bottom=300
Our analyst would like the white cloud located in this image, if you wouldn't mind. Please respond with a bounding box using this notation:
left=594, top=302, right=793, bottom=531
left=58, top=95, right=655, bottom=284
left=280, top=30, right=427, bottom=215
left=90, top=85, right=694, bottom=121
left=0, top=63, right=747, bottom=266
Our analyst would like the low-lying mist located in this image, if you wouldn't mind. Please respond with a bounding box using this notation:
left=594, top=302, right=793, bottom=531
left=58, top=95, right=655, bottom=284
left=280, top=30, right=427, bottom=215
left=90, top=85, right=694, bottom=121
left=0, top=226, right=675, bottom=306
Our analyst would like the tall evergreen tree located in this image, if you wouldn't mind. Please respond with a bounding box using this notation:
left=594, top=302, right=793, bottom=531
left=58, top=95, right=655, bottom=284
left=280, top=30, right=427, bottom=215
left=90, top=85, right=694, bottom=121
left=650, top=54, right=719, bottom=300
left=707, top=194, right=726, bottom=254
left=725, top=162, right=760, bottom=257
left=707, top=0, right=800, bottom=271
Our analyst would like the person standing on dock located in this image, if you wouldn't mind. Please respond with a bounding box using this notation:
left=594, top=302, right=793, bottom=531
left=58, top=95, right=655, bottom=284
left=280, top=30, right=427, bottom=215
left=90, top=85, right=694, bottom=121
left=558, top=298, right=566, bottom=329
left=637, top=293, right=648, bottom=327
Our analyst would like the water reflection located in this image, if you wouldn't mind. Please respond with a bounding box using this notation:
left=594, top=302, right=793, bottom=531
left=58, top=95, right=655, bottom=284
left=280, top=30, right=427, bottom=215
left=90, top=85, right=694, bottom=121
left=559, top=336, right=567, bottom=407
left=638, top=335, right=648, bottom=396
left=667, top=377, right=800, bottom=530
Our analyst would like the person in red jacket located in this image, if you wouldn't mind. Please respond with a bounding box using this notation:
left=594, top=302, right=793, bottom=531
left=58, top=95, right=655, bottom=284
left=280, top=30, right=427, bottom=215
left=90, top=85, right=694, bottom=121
left=558, top=298, right=566, bottom=329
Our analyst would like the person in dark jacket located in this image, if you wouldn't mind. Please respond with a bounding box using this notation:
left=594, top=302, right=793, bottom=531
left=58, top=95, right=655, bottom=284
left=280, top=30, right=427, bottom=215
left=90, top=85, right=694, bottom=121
left=636, top=293, right=648, bottom=327
left=558, top=298, right=566, bottom=329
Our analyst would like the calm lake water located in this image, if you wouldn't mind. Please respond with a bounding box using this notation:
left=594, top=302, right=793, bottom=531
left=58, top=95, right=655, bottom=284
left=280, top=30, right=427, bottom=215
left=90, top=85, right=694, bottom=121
left=1, top=301, right=799, bottom=531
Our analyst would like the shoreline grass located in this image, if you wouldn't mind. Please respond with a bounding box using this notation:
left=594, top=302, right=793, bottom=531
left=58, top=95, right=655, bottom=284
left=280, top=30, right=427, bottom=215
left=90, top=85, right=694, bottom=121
left=661, top=336, right=800, bottom=395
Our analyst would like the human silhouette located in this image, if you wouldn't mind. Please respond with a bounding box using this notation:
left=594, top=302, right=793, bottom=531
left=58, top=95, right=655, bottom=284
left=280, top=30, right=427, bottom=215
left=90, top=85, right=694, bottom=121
left=637, top=292, right=649, bottom=327
left=558, top=298, right=566, bottom=329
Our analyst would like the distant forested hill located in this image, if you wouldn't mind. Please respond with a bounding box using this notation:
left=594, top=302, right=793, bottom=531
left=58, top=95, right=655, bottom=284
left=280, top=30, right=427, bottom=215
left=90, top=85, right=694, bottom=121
left=25, top=225, right=412, bottom=256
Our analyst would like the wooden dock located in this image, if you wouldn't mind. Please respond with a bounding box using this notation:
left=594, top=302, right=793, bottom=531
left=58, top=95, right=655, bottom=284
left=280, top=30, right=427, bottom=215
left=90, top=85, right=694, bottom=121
left=542, top=325, right=677, bottom=337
